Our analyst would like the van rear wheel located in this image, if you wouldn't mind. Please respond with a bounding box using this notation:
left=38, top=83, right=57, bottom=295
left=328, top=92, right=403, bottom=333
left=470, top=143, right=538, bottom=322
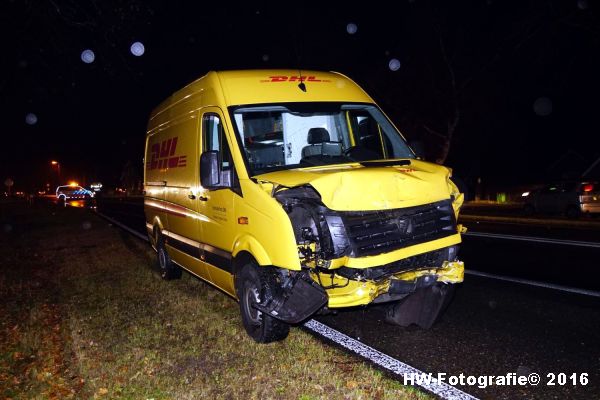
left=237, top=262, right=289, bottom=343
left=157, top=237, right=182, bottom=280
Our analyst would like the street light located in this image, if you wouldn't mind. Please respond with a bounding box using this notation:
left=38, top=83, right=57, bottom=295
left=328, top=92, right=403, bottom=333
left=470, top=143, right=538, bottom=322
left=51, top=160, right=61, bottom=184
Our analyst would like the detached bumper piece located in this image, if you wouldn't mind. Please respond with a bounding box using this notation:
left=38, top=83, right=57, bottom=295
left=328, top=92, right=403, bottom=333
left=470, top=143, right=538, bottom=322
left=385, top=282, right=455, bottom=329
left=252, top=270, right=328, bottom=324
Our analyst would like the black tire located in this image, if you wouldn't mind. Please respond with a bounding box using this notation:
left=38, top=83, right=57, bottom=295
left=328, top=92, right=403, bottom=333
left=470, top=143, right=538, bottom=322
left=149, top=226, right=159, bottom=250
left=157, top=236, right=182, bottom=280
left=236, top=262, right=289, bottom=343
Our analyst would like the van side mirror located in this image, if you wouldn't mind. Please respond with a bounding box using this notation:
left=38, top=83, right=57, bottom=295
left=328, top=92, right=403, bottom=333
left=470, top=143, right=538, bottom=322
left=200, top=151, right=220, bottom=187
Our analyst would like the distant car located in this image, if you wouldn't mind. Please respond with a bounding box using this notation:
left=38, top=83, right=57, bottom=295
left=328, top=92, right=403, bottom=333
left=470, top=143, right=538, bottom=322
left=523, top=181, right=600, bottom=218
left=55, top=185, right=94, bottom=201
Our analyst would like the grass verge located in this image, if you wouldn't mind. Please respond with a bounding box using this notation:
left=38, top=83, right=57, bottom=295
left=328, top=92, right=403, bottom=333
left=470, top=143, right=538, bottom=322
left=0, top=200, right=429, bottom=399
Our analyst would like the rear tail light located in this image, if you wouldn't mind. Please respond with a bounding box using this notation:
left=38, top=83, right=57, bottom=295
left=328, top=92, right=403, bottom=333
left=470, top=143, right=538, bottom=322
left=582, top=183, right=594, bottom=193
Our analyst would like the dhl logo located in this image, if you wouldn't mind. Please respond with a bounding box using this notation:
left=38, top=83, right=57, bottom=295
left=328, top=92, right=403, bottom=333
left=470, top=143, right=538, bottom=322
left=260, top=76, right=331, bottom=83
left=148, top=137, right=187, bottom=170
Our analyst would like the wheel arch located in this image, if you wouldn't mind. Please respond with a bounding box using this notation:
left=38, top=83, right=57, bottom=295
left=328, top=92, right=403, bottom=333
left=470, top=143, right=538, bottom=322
left=232, top=234, right=273, bottom=268
left=150, top=216, right=166, bottom=246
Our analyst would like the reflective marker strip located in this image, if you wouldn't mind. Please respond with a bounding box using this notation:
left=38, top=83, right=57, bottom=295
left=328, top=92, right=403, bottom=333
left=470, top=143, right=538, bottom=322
left=163, top=229, right=201, bottom=248
left=464, top=231, right=600, bottom=248
left=465, top=270, right=600, bottom=298
left=303, top=320, right=479, bottom=400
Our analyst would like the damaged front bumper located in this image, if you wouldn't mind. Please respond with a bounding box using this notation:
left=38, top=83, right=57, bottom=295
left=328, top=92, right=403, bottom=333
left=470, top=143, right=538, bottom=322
left=250, top=258, right=463, bottom=324
left=317, top=260, right=464, bottom=308
left=252, top=269, right=329, bottom=324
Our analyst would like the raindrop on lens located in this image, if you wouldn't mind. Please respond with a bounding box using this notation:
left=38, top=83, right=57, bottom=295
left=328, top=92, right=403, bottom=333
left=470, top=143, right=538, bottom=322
left=388, top=58, right=401, bottom=71
left=25, top=113, right=38, bottom=125
left=2, top=224, right=12, bottom=233
left=130, top=41, right=145, bottom=56
left=533, top=97, right=552, bottom=116
left=82, top=221, right=92, bottom=230
left=346, top=23, right=358, bottom=35
left=578, top=0, right=588, bottom=10
left=262, top=54, right=269, bottom=62
left=81, top=49, right=95, bottom=64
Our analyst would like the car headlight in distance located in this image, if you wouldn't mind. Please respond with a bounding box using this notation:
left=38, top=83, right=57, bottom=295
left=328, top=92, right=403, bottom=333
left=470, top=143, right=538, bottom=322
left=521, top=191, right=530, bottom=197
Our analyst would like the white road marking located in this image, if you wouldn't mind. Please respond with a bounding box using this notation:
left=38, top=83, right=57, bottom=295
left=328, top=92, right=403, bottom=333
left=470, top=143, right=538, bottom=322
left=465, top=270, right=600, bottom=298
left=304, top=320, right=479, bottom=400
left=464, top=231, right=600, bottom=297
left=464, top=231, right=600, bottom=248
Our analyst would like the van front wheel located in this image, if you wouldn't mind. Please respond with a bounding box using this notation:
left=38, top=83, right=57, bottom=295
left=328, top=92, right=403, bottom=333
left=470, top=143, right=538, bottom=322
left=237, top=263, right=290, bottom=343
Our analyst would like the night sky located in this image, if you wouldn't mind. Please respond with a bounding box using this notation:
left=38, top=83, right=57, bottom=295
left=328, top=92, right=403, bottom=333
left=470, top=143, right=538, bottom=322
left=1, top=0, right=599, bottom=192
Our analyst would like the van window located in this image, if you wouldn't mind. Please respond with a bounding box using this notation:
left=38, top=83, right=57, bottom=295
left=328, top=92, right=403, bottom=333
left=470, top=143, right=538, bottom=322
left=231, top=103, right=414, bottom=175
left=202, top=114, right=236, bottom=188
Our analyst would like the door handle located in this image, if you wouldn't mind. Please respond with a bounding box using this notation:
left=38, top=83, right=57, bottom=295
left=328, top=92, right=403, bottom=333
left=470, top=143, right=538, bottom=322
left=188, top=194, right=196, bottom=199
left=199, top=196, right=208, bottom=201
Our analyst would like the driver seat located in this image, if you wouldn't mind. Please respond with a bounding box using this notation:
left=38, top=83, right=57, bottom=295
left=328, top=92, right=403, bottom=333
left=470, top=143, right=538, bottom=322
left=302, top=128, right=342, bottom=158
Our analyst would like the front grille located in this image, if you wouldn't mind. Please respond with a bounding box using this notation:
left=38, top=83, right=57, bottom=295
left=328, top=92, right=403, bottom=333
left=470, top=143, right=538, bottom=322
left=339, top=199, right=456, bottom=257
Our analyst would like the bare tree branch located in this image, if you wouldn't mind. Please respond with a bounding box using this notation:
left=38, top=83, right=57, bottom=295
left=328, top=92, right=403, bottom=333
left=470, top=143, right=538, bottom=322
left=423, top=124, right=446, bottom=139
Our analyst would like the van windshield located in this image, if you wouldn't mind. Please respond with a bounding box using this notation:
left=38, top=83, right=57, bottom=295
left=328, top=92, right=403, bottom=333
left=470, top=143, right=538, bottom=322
left=230, top=103, right=414, bottom=175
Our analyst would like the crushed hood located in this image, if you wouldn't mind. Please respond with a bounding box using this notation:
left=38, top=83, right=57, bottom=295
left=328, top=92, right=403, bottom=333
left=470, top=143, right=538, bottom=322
left=254, top=159, right=454, bottom=211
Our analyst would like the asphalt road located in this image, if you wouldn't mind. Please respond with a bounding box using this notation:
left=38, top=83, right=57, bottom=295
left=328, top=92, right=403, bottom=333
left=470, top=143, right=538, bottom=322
left=90, top=197, right=600, bottom=399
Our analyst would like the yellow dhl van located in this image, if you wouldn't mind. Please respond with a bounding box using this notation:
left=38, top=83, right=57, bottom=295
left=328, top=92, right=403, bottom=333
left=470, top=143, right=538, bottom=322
left=144, top=70, right=465, bottom=343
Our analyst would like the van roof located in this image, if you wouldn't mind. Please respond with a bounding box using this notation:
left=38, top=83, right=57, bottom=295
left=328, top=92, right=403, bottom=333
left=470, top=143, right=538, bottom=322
left=149, top=70, right=374, bottom=122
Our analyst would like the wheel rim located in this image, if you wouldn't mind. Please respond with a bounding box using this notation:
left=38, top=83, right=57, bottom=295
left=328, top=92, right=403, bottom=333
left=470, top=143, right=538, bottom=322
left=244, top=283, right=262, bottom=325
left=158, top=248, right=167, bottom=274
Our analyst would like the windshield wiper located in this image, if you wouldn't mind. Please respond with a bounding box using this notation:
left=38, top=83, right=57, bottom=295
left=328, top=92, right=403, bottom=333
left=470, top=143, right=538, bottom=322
left=359, top=159, right=411, bottom=168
